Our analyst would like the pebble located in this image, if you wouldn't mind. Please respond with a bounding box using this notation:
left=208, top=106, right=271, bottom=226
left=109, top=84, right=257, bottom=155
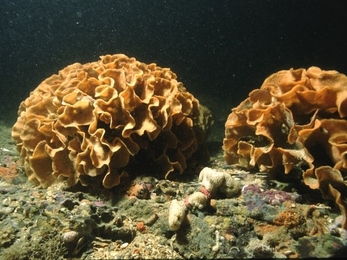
left=2, top=197, right=11, bottom=206
left=0, top=206, right=14, bottom=215
left=62, top=231, right=79, bottom=243
left=120, top=242, right=129, bottom=249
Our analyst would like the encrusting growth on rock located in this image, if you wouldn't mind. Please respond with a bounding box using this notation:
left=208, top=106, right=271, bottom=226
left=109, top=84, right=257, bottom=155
left=199, top=167, right=241, bottom=198
left=168, top=199, right=188, bottom=231
left=168, top=167, right=240, bottom=230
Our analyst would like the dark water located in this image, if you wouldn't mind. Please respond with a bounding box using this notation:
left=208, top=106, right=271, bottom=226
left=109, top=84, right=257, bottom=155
left=1, top=0, right=346, bottom=123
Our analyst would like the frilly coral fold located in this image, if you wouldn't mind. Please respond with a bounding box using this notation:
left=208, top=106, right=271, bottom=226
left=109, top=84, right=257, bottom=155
left=12, top=54, right=213, bottom=189
left=223, top=66, right=347, bottom=228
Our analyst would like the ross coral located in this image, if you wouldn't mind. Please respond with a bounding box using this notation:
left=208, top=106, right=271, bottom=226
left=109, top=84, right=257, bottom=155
left=314, top=166, right=347, bottom=229
left=12, top=54, right=213, bottom=189
left=223, top=66, right=347, bottom=228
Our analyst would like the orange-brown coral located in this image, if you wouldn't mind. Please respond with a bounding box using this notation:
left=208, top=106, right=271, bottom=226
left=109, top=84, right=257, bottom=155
left=274, top=209, right=304, bottom=228
left=12, top=54, right=212, bottom=189
left=223, top=66, right=347, bottom=227
left=0, top=162, right=18, bottom=183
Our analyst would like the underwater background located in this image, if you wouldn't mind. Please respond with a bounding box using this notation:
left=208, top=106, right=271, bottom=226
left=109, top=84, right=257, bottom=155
left=1, top=0, right=347, bottom=123
left=1, top=1, right=347, bottom=259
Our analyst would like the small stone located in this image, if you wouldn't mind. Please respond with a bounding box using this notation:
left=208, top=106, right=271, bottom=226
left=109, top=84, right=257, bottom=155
left=62, top=231, right=79, bottom=243
left=284, top=250, right=293, bottom=256
left=120, top=242, right=129, bottom=249
left=2, top=197, right=11, bottom=206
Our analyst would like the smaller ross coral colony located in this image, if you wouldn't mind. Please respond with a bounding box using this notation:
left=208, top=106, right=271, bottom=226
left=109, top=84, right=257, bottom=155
left=222, top=66, right=347, bottom=230
left=8, top=55, right=347, bottom=258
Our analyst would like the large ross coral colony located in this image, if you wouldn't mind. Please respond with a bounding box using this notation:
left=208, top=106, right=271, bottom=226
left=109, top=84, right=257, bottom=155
left=7, top=54, right=347, bottom=258
left=12, top=54, right=213, bottom=189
